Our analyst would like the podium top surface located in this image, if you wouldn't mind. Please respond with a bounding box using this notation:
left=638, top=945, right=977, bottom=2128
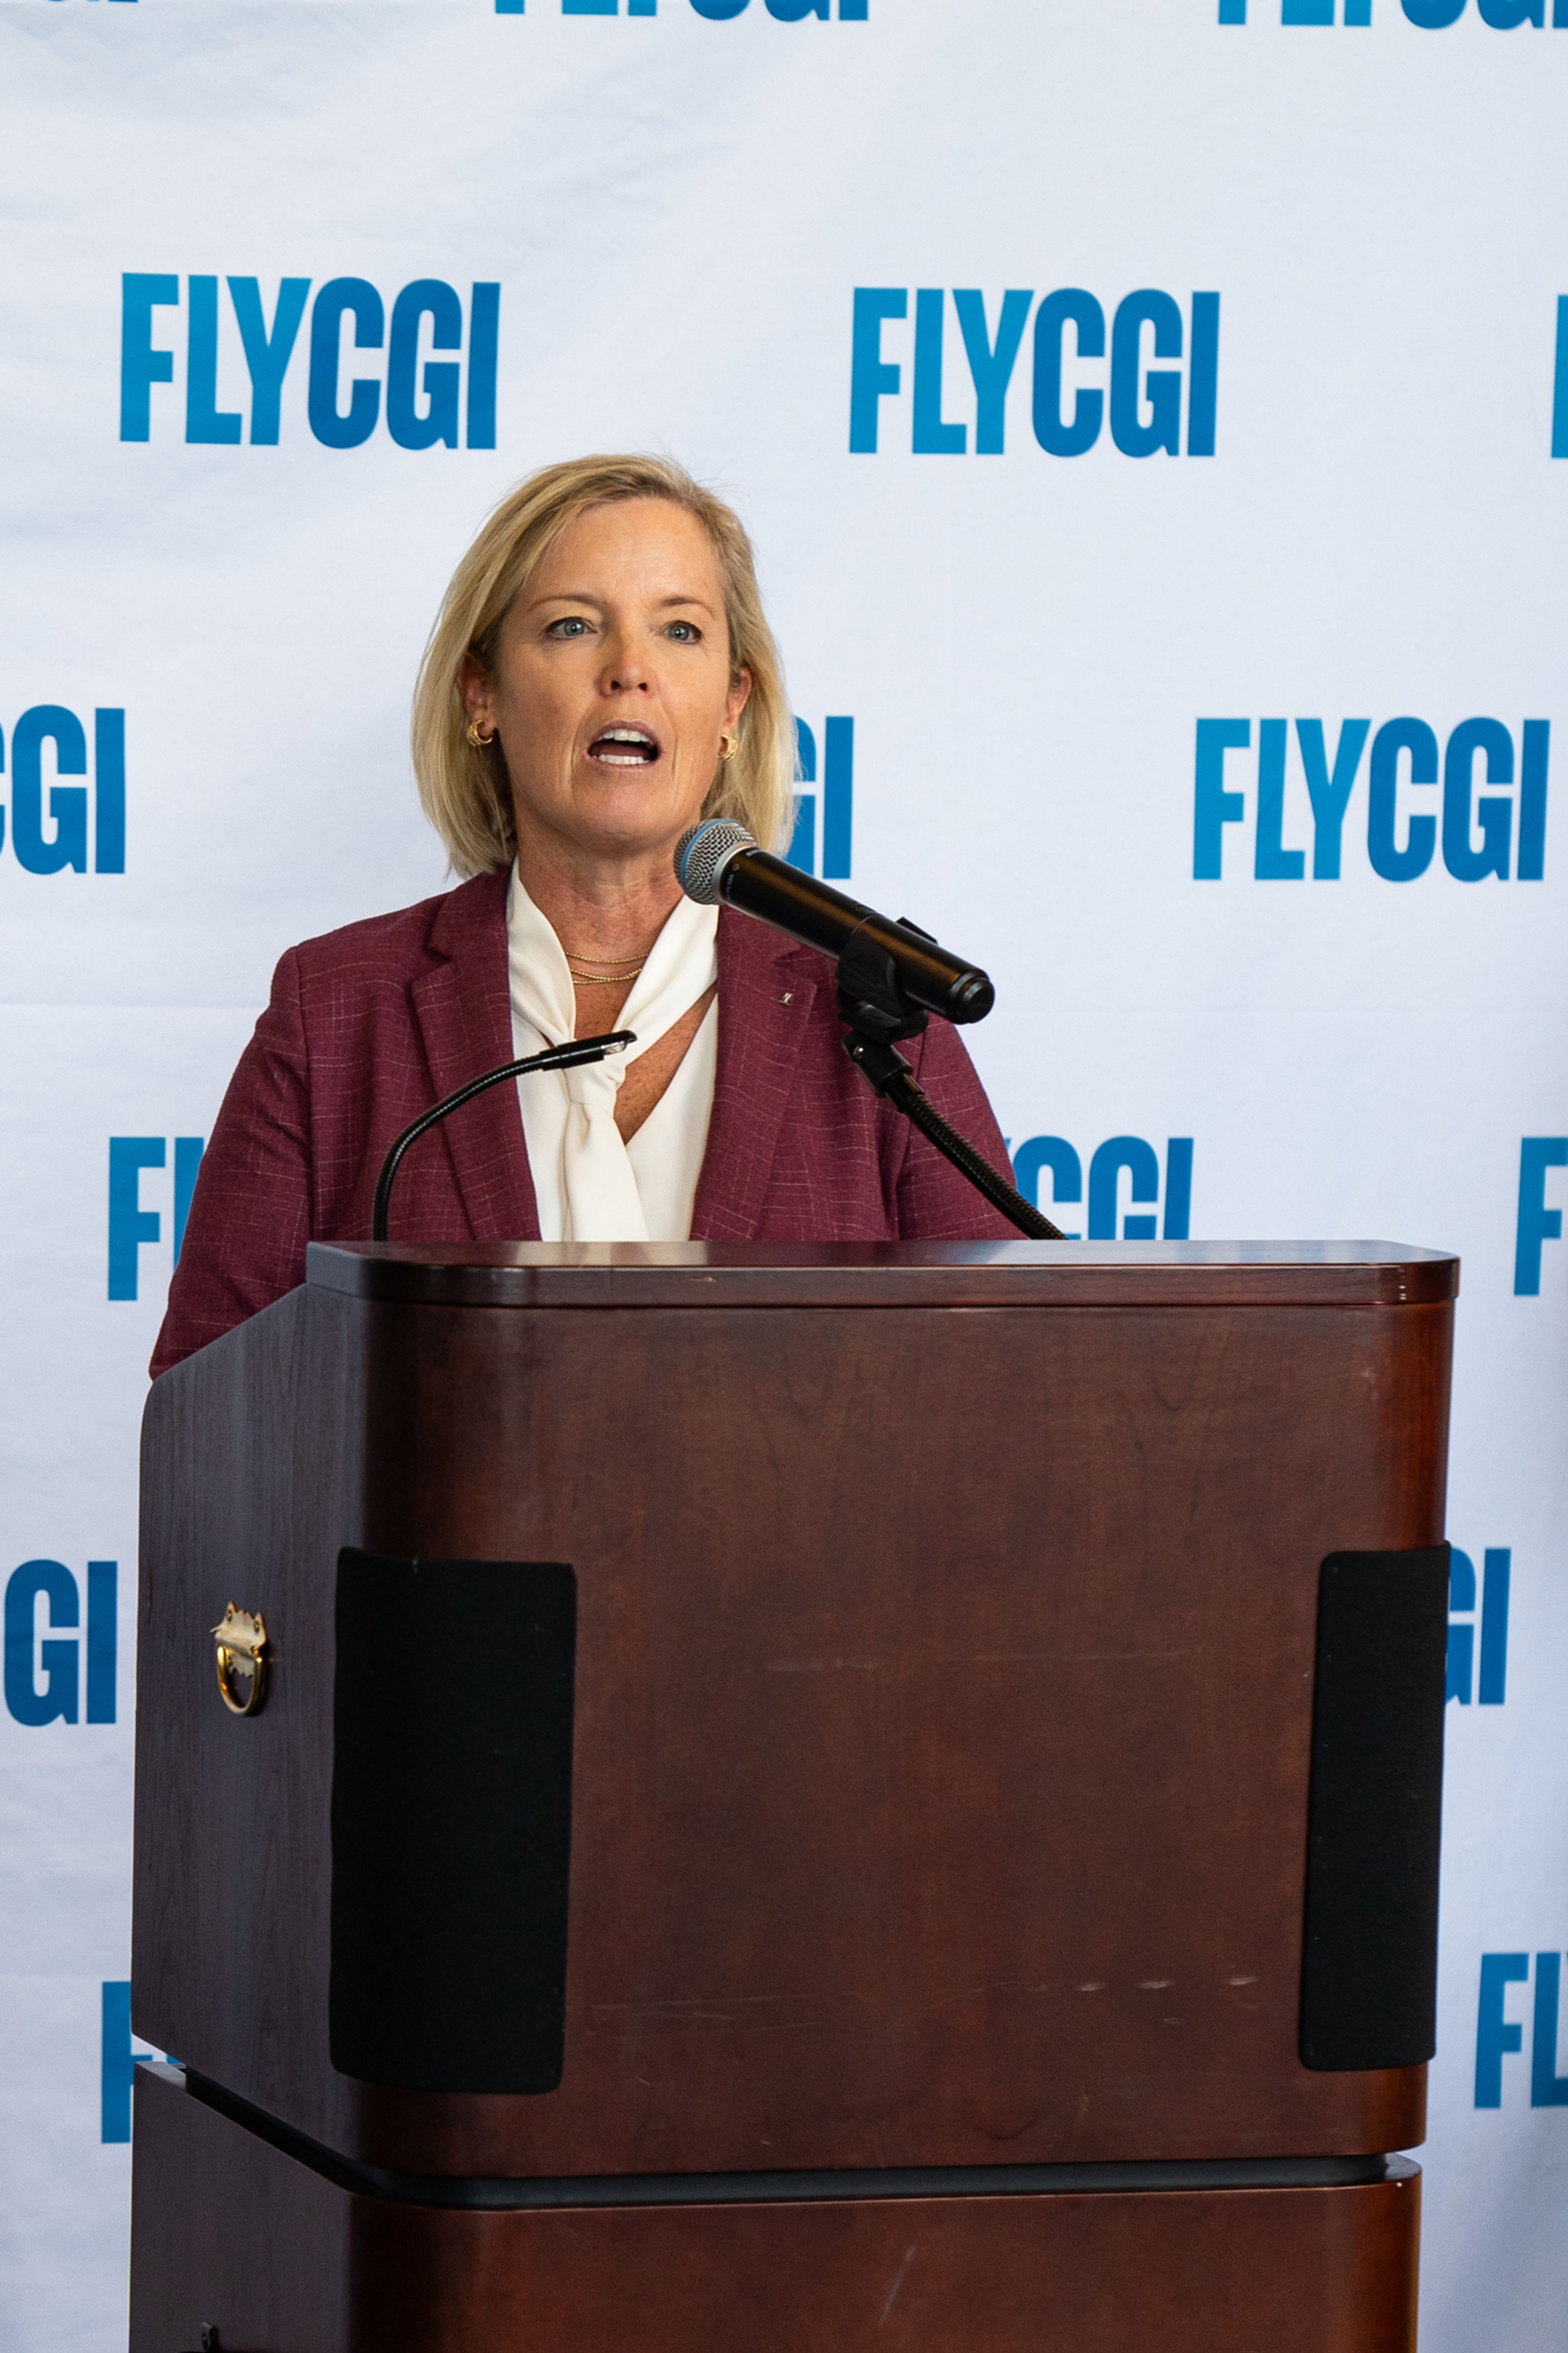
left=307, top=1239, right=1458, bottom=1311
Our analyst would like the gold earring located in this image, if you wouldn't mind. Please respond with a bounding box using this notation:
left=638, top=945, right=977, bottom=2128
left=466, top=718, right=496, bottom=749
left=719, top=733, right=738, bottom=762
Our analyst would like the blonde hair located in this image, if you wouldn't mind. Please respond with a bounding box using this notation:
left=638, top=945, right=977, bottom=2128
left=412, top=455, right=795, bottom=877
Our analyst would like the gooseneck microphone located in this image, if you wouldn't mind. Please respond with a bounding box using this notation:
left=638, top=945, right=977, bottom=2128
left=675, top=820, right=995, bottom=1026
left=372, top=1033, right=635, bottom=1243
left=675, top=819, right=1062, bottom=1243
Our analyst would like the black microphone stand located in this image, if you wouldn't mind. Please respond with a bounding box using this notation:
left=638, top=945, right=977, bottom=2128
left=371, top=979, right=1057, bottom=1248
left=372, top=1033, right=636, bottom=1244
left=835, top=930, right=1064, bottom=1242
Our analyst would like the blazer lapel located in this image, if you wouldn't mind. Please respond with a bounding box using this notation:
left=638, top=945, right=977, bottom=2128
left=693, top=906, right=821, bottom=1241
left=409, top=870, right=541, bottom=1242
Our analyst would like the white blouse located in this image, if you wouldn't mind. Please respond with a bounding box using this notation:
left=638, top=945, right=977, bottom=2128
left=506, top=865, right=719, bottom=1243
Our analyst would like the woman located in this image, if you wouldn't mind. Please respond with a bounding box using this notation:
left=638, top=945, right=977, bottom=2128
left=152, top=455, right=1016, bottom=1376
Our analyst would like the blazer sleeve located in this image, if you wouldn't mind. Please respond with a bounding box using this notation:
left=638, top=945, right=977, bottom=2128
left=892, top=1020, right=1022, bottom=1242
left=149, top=949, right=314, bottom=1377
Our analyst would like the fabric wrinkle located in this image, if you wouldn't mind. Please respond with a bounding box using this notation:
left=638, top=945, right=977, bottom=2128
left=507, top=865, right=719, bottom=1242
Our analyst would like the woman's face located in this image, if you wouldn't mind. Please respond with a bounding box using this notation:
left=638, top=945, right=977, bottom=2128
left=462, top=498, right=751, bottom=873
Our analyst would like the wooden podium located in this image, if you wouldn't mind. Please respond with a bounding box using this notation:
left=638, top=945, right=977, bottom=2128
left=129, top=1240, right=1453, bottom=2352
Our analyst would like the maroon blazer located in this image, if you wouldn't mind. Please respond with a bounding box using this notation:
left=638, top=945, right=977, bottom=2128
left=151, top=870, right=1017, bottom=1375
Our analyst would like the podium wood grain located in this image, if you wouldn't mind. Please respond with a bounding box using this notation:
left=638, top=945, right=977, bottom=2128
left=134, top=1245, right=1451, bottom=2181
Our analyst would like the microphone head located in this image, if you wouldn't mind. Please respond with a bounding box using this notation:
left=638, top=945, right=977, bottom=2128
left=675, top=817, right=754, bottom=905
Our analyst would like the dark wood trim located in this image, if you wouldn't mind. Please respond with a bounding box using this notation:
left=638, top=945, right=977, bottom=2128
left=181, top=2067, right=1396, bottom=2211
left=131, top=2065, right=1423, bottom=2353
left=307, top=1238, right=1459, bottom=1313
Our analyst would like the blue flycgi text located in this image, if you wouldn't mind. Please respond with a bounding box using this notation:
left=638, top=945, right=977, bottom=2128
left=850, top=289, right=1219, bottom=459
left=120, top=276, right=499, bottom=449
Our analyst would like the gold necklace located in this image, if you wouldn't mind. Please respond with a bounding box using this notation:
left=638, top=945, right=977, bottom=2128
left=564, top=950, right=645, bottom=987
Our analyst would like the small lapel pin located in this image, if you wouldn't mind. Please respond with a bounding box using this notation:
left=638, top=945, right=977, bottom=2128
left=780, top=991, right=794, bottom=1006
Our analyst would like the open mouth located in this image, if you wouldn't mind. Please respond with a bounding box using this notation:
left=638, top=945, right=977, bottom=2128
left=588, top=726, right=661, bottom=768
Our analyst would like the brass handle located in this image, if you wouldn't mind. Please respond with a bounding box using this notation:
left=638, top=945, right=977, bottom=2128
left=212, top=1604, right=271, bottom=1717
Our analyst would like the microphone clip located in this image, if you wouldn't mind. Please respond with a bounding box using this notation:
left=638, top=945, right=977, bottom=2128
left=834, top=925, right=929, bottom=1047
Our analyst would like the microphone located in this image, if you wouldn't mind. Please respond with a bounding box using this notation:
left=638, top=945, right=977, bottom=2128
left=675, top=820, right=995, bottom=1027
left=674, top=817, right=1061, bottom=1242
left=372, top=1033, right=635, bottom=1243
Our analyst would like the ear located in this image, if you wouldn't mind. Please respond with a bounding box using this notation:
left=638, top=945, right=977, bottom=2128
left=456, top=651, right=494, bottom=725
left=726, top=667, right=753, bottom=729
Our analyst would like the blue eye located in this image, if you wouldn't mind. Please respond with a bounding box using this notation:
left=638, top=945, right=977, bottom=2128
left=666, top=621, right=698, bottom=643
left=548, top=616, right=590, bottom=639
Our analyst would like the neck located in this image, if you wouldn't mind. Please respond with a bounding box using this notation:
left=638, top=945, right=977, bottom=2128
left=514, top=819, right=687, bottom=960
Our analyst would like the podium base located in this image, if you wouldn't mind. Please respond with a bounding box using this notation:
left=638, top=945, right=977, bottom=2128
left=129, top=2067, right=1419, bottom=2353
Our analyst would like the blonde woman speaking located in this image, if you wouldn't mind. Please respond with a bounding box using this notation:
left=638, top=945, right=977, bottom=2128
left=154, top=455, right=1012, bottom=1375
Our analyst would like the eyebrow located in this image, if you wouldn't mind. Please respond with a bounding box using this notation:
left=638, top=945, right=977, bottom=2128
left=530, top=590, right=717, bottom=613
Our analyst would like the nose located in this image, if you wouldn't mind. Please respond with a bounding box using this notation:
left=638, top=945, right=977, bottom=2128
left=602, top=627, right=654, bottom=697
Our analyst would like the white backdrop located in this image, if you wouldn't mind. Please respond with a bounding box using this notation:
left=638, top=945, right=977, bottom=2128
left=0, top=1, right=1564, bottom=2344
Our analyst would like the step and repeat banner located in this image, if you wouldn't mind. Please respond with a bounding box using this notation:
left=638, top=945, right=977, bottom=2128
left=0, top=0, right=1565, bottom=2343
